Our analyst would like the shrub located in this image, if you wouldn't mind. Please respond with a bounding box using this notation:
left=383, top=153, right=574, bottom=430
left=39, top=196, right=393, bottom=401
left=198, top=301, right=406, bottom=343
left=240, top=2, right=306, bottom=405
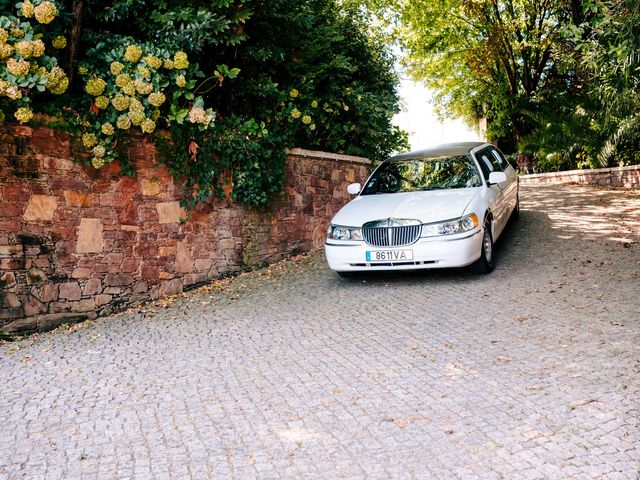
left=75, top=41, right=218, bottom=168
left=0, top=0, right=68, bottom=123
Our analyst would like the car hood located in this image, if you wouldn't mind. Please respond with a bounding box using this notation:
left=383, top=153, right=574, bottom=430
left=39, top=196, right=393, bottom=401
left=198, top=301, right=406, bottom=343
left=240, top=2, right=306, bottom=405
left=332, top=188, right=480, bottom=226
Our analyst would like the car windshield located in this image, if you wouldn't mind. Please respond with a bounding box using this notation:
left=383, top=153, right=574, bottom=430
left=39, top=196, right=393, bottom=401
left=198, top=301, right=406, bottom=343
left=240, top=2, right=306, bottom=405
left=361, top=155, right=482, bottom=195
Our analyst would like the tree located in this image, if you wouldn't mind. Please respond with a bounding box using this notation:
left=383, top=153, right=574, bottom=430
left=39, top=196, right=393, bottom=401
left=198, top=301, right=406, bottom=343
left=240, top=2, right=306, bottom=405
left=210, top=0, right=407, bottom=159
left=394, top=0, right=586, bottom=152
left=167, top=0, right=408, bottom=208
left=577, top=0, right=640, bottom=166
left=515, top=0, right=640, bottom=170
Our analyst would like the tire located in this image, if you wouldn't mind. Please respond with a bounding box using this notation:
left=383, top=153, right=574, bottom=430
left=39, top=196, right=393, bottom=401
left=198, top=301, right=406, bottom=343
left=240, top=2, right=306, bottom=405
left=469, top=220, right=495, bottom=274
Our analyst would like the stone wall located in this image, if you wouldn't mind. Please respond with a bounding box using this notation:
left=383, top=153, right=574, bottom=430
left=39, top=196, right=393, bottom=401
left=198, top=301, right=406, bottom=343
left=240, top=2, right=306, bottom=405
left=0, top=126, right=370, bottom=334
left=518, top=164, right=640, bottom=188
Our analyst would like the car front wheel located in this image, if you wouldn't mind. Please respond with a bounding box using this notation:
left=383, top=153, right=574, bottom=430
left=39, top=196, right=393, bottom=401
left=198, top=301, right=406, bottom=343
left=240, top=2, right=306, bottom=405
left=469, top=221, right=495, bottom=274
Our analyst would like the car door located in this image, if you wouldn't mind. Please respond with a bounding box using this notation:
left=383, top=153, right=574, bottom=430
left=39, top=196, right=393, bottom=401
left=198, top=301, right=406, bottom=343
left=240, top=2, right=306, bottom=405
left=475, top=147, right=509, bottom=237
left=489, top=147, right=518, bottom=218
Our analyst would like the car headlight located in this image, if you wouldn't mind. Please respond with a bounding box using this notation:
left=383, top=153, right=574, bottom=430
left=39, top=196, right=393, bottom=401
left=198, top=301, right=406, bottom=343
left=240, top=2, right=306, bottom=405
left=421, top=213, right=479, bottom=237
left=327, top=225, right=363, bottom=241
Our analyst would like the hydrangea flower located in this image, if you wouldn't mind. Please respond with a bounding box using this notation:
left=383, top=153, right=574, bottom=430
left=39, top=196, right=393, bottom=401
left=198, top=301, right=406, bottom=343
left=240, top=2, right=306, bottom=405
left=15, top=41, right=33, bottom=58
left=92, top=145, right=106, bottom=158
left=101, top=123, right=115, bottom=136
left=85, top=77, right=107, bottom=96
left=302, top=115, right=312, bottom=125
left=188, top=106, right=208, bottom=125
left=0, top=28, right=8, bottom=43
left=147, top=92, right=166, bottom=107
left=140, top=119, right=156, bottom=133
left=122, top=83, right=136, bottom=96
left=0, top=44, right=14, bottom=59
left=111, top=94, right=130, bottom=111
left=95, top=96, right=109, bottom=109
left=20, top=0, right=35, bottom=17
left=310, top=124, right=316, bottom=131
left=82, top=133, right=98, bottom=148
left=34, top=1, right=57, bottom=24
left=134, top=78, right=153, bottom=95
left=14, top=107, right=33, bottom=123
left=173, top=51, right=189, bottom=69
left=7, top=58, right=30, bottom=76
left=127, top=109, right=146, bottom=126
left=290, top=89, right=299, bottom=98
left=128, top=98, right=143, bottom=112
left=10, top=28, right=25, bottom=38
left=115, top=73, right=132, bottom=88
left=311, top=100, right=318, bottom=108
left=91, top=157, right=104, bottom=169
left=110, top=62, right=124, bottom=76
left=116, top=115, right=131, bottom=130
left=124, top=45, right=142, bottom=63
left=143, top=55, right=162, bottom=69
left=31, top=39, right=45, bottom=57
left=137, top=65, right=150, bottom=79
left=45, top=67, right=68, bottom=94
left=52, top=36, right=66, bottom=49
left=291, top=108, right=301, bottom=119
left=175, top=75, right=186, bottom=87
left=5, top=86, right=21, bottom=100
left=163, top=59, right=175, bottom=69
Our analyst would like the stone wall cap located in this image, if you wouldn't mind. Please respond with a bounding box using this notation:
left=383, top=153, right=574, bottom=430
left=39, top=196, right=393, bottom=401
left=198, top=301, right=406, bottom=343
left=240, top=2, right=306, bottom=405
left=286, top=148, right=371, bottom=165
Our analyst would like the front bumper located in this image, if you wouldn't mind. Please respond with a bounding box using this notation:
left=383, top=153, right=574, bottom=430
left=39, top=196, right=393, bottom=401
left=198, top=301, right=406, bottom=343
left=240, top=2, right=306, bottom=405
left=325, top=230, right=483, bottom=271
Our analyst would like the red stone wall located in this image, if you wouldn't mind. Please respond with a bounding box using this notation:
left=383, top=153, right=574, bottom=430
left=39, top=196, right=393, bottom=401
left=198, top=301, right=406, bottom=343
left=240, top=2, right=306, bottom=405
left=0, top=126, right=371, bottom=333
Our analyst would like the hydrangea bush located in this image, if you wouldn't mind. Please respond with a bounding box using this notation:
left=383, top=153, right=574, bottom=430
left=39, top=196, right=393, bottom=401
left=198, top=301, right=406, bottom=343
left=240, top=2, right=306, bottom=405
left=0, top=0, right=68, bottom=123
left=76, top=42, right=219, bottom=168
left=0, top=0, right=406, bottom=209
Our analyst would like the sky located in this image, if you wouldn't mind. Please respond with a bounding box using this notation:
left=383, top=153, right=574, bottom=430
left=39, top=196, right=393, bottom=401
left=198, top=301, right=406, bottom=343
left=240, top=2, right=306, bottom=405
left=393, top=78, right=481, bottom=151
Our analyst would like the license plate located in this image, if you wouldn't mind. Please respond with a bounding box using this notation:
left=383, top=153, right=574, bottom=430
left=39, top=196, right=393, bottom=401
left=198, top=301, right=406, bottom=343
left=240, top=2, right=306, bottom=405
left=366, top=250, right=414, bottom=262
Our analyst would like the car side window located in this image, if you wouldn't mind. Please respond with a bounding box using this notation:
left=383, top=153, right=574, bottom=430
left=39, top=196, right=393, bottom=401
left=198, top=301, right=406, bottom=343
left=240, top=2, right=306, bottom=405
left=489, top=148, right=508, bottom=171
left=476, top=148, right=495, bottom=181
left=482, top=148, right=503, bottom=172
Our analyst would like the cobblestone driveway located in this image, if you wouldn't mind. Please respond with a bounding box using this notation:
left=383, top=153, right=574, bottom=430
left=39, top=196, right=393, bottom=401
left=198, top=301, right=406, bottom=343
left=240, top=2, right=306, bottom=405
left=1, top=184, right=639, bottom=480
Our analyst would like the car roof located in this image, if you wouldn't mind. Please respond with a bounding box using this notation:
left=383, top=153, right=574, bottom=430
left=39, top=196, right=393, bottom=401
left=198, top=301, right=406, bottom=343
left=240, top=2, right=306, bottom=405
left=385, top=142, right=488, bottom=162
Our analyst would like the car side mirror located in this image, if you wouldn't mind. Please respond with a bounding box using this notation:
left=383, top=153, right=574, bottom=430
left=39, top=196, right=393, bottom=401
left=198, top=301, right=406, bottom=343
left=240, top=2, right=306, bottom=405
left=347, top=183, right=361, bottom=195
left=488, top=171, right=507, bottom=185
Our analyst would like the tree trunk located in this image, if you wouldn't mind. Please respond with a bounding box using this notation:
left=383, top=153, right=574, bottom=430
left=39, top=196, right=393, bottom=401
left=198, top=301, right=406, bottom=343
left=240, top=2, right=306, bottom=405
left=65, top=0, right=84, bottom=87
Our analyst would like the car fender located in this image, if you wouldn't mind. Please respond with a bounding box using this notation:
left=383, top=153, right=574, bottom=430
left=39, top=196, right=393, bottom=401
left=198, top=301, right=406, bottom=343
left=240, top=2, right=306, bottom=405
left=464, top=187, right=493, bottom=227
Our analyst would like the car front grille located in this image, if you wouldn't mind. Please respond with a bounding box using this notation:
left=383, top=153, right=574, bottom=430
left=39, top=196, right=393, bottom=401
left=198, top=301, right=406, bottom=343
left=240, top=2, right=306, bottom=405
left=362, top=225, right=422, bottom=247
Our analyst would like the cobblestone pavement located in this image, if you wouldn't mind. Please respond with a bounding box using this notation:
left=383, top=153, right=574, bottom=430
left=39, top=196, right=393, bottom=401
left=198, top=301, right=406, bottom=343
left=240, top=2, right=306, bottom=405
left=1, top=184, right=639, bottom=480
